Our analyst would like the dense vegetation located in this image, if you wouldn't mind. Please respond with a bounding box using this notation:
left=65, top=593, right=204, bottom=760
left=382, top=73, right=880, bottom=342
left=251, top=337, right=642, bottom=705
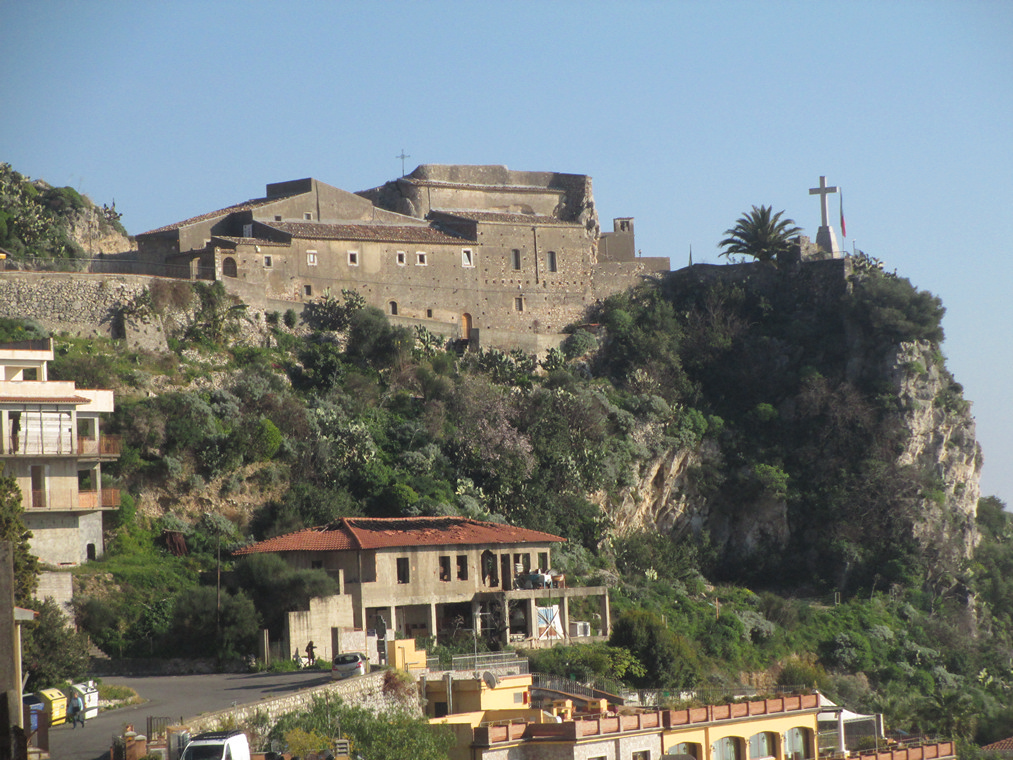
left=4, top=246, right=1010, bottom=743
left=0, top=162, right=126, bottom=259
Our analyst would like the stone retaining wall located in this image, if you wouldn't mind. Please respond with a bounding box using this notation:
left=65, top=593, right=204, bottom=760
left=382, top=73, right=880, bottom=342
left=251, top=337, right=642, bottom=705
left=182, top=671, right=419, bottom=733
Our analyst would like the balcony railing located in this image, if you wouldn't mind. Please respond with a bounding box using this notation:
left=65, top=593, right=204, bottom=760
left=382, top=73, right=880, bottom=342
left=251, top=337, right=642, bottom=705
left=1, top=435, right=121, bottom=457
left=78, top=488, right=121, bottom=510
left=77, top=436, right=122, bottom=457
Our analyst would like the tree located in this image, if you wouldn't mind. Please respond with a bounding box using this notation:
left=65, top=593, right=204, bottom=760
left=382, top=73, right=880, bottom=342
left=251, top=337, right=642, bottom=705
left=719, top=205, right=802, bottom=263
left=21, top=598, right=90, bottom=690
left=609, top=609, right=700, bottom=689
left=0, top=464, right=39, bottom=605
left=168, top=586, right=260, bottom=660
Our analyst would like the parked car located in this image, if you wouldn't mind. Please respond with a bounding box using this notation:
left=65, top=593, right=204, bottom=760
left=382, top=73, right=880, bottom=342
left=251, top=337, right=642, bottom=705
left=181, top=730, right=251, bottom=760
left=331, top=652, right=369, bottom=680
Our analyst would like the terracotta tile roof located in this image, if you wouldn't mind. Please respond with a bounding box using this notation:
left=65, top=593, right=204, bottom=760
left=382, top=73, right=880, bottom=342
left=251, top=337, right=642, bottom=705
left=138, top=195, right=295, bottom=236
left=431, top=209, right=577, bottom=226
left=0, top=395, right=91, bottom=404
left=233, top=516, right=564, bottom=556
left=265, top=221, right=472, bottom=245
left=983, top=737, right=1013, bottom=751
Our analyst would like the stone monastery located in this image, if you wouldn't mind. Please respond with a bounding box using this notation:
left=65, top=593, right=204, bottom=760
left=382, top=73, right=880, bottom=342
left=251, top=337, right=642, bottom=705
left=137, top=165, right=670, bottom=351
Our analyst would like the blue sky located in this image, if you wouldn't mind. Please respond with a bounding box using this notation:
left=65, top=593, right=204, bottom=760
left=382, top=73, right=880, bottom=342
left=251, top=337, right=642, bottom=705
left=2, top=1, right=1011, bottom=505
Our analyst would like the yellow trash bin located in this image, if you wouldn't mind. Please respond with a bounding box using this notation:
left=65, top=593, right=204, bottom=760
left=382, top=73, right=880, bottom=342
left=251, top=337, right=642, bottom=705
left=37, top=688, right=67, bottom=726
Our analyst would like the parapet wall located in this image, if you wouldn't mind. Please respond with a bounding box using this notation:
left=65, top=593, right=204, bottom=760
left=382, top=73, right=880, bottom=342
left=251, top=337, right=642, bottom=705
left=182, top=670, right=420, bottom=734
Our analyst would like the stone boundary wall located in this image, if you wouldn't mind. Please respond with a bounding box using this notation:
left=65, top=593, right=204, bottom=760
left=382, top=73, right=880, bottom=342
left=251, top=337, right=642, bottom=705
left=182, top=670, right=419, bottom=734
left=0, top=272, right=149, bottom=340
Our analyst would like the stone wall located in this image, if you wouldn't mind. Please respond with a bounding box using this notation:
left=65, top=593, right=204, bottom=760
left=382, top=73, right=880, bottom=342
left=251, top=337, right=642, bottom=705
left=182, top=670, right=419, bottom=734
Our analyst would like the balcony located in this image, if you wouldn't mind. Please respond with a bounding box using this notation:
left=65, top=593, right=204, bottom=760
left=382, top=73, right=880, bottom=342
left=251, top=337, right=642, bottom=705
left=78, top=488, right=121, bottom=510
left=77, top=435, right=122, bottom=458
left=28, top=488, right=120, bottom=511
left=3, top=435, right=121, bottom=458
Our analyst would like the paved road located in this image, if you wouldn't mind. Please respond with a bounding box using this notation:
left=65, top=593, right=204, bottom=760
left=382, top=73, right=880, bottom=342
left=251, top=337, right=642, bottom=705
left=47, top=669, right=333, bottom=760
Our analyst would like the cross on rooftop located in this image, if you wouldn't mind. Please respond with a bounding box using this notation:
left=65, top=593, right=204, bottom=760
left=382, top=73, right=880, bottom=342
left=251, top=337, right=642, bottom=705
left=396, top=149, right=411, bottom=177
left=809, top=175, right=839, bottom=228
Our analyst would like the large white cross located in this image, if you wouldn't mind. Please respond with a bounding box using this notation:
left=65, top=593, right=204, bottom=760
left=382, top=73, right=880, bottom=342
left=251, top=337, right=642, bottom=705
left=809, top=175, right=838, bottom=228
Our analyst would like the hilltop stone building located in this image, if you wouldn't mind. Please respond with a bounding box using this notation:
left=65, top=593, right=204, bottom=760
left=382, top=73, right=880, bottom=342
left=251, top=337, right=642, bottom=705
left=136, top=165, right=669, bottom=351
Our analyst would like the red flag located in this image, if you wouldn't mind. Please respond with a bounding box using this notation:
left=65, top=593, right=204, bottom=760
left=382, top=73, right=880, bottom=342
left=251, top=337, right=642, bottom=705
left=840, top=191, right=847, bottom=237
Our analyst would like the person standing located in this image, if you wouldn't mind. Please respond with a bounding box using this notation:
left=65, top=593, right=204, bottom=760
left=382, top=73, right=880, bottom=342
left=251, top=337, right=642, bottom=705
left=69, top=693, right=85, bottom=728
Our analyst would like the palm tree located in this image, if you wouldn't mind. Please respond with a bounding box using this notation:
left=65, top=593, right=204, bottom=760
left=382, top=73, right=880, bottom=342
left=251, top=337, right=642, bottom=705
left=719, top=205, right=802, bottom=263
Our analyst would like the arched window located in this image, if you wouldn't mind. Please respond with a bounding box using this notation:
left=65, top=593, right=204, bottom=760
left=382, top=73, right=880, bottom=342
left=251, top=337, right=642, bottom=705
left=749, top=732, right=778, bottom=760
left=222, top=257, right=238, bottom=278
left=389, top=301, right=398, bottom=316
left=673, top=742, right=701, bottom=759
left=785, top=728, right=813, bottom=760
left=715, top=737, right=742, bottom=760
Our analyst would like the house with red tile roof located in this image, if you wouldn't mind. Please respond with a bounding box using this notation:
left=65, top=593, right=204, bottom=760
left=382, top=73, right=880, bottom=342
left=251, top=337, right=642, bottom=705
left=136, top=165, right=669, bottom=353
left=233, top=516, right=610, bottom=665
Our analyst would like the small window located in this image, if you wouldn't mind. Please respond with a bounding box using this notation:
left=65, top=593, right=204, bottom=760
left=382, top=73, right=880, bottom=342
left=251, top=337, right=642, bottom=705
left=263, top=255, right=273, bottom=268
left=397, top=557, right=410, bottom=584
left=304, top=285, right=313, bottom=296
left=274, top=215, right=282, bottom=222
left=547, top=250, right=557, bottom=272
left=426, top=308, right=433, bottom=318
left=307, top=250, right=318, bottom=266
left=513, top=692, right=524, bottom=704
left=304, top=212, right=312, bottom=220
left=457, top=555, right=469, bottom=580
left=347, top=251, right=359, bottom=266
left=243, top=223, right=253, bottom=238
left=511, top=249, right=521, bottom=270
left=514, top=297, right=524, bottom=312
left=439, top=556, right=451, bottom=582
left=462, top=248, right=474, bottom=267
left=632, top=752, right=651, bottom=760
left=416, top=251, right=427, bottom=266
left=538, top=552, right=548, bottom=570
left=396, top=251, right=406, bottom=266
left=389, top=301, right=398, bottom=316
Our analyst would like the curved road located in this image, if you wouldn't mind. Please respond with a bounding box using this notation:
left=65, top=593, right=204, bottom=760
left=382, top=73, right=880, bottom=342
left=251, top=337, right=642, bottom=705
left=48, top=669, right=333, bottom=760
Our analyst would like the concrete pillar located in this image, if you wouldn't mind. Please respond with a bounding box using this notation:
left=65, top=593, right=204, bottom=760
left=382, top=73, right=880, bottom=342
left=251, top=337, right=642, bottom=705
left=471, top=600, right=482, bottom=635
left=526, top=598, right=537, bottom=640
left=427, top=603, right=437, bottom=638
left=561, top=596, right=570, bottom=640
left=599, top=593, right=611, bottom=637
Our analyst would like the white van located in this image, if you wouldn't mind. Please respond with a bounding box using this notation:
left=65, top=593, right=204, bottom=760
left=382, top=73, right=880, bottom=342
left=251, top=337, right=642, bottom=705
left=180, top=730, right=251, bottom=760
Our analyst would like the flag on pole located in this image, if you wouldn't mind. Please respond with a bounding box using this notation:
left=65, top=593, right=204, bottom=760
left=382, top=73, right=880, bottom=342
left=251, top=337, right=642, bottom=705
left=839, top=190, right=847, bottom=238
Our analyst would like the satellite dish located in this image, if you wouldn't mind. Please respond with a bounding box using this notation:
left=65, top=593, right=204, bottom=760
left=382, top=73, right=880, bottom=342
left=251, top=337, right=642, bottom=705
left=482, top=671, right=500, bottom=689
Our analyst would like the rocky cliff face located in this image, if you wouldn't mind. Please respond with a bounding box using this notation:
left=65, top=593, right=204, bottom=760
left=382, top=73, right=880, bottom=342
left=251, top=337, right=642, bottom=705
left=889, top=340, right=981, bottom=561
left=597, top=267, right=982, bottom=589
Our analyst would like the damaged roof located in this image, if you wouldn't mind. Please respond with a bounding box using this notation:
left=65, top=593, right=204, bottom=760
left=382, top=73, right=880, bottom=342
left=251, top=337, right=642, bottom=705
left=265, top=221, right=472, bottom=245
left=232, top=516, right=565, bottom=555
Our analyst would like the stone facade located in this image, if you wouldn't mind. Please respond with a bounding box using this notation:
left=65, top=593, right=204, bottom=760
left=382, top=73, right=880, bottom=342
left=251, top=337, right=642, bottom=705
left=136, top=166, right=670, bottom=352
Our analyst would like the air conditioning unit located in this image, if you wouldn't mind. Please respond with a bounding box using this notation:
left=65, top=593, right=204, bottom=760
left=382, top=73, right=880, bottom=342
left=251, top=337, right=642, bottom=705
left=569, top=621, right=591, bottom=637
